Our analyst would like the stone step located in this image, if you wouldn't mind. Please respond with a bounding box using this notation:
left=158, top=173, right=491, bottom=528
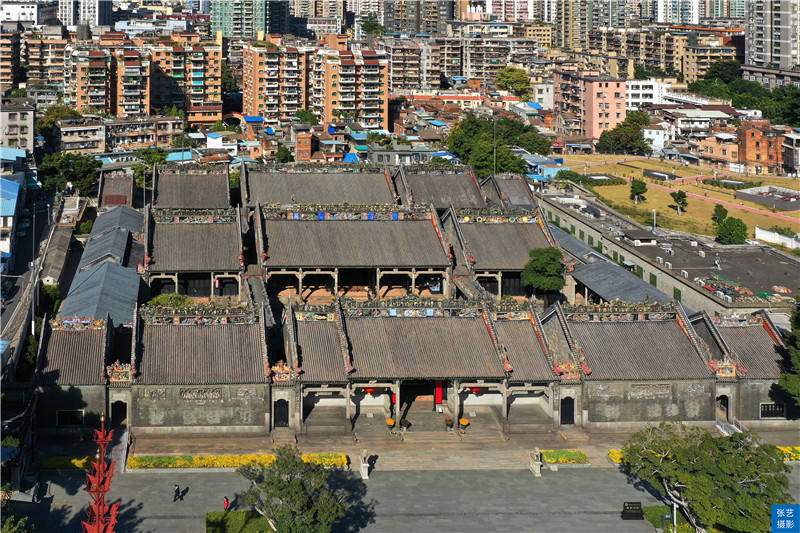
left=270, top=428, right=297, bottom=445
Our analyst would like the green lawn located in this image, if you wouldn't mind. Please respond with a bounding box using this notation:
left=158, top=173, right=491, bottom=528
left=643, top=505, right=687, bottom=530
left=206, top=510, right=271, bottom=533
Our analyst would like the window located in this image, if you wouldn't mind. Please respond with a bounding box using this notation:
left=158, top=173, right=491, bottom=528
left=649, top=273, right=657, bottom=287
left=570, top=224, right=575, bottom=234
left=612, top=251, right=618, bottom=261
left=635, top=265, right=643, bottom=278
left=57, top=410, right=84, bottom=426
left=760, top=403, right=785, bottom=418
left=673, top=287, right=682, bottom=301
left=587, top=235, right=594, bottom=246
left=616, top=113, right=620, bottom=118
left=579, top=229, right=584, bottom=240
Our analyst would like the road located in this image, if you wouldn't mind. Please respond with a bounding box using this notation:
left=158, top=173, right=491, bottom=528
left=18, top=468, right=675, bottom=533
left=1, top=200, right=51, bottom=328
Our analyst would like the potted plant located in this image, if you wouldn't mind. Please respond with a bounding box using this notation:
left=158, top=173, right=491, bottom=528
left=459, top=418, right=470, bottom=429
left=385, top=418, right=395, bottom=429
left=444, top=418, right=454, bottom=429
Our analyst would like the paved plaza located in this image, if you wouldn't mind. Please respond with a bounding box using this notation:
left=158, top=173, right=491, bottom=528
left=15, top=465, right=800, bottom=532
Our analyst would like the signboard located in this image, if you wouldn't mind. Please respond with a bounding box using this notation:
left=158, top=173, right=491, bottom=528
left=772, top=505, right=800, bottom=533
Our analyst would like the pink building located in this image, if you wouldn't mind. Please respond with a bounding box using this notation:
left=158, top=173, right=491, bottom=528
left=553, top=67, right=627, bottom=143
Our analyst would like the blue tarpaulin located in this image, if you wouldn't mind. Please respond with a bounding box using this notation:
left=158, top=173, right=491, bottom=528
left=428, top=120, right=447, bottom=127
left=526, top=173, right=550, bottom=182
left=265, top=127, right=275, bottom=135
left=328, top=125, right=336, bottom=134
left=526, top=102, right=543, bottom=110
left=343, top=153, right=359, bottom=163
left=166, top=151, right=193, bottom=162
left=244, top=116, right=263, bottom=123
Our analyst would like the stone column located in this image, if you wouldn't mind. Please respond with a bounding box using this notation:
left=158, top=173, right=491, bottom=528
left=297, top=271, right=303, bottom=297
left=210, top=272, right=215, bottom=298
left=502, top=382, right=509, bottom=420
left=345, top=383, right=352, bottom=432
left=375, top=269, right=381, bottom=299
left=497, top=272, right=503, bottom=299
left=333, top=268, right=339, bottom=298
left=410, top=268, right=417, bottom=295
left=394, top=380, right=401, bottom=421
left=173, top=274, right=179, bottom=293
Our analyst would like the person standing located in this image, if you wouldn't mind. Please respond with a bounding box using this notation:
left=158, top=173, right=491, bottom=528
left=173, top=484, right=180, bottom=502
left=223, top=496, right=230, bottom=511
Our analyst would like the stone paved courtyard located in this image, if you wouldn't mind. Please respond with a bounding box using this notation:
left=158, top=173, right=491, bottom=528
left=15, top=468, right=683, bottom=532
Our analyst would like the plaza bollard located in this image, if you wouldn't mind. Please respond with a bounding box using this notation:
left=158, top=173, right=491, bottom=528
left=529, top=448, right=542, bottom=478
left=360, top=449, right=369, bottom=480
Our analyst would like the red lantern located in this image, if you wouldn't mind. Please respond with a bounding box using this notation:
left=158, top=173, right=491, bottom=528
left=469, top=387, right=482, bottom=395
left=391, top=393, right=397, bottom=403
left=364, top=387, right=377, bottom=396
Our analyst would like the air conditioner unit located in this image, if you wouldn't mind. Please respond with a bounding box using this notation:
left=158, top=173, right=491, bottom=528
left=665, top=262, right=672, bottom=269
left=698, top=250, right=705, bottom=258
left=690, top=241, right=698, bottom=247
left=681, top=270, right=688, bottom=278
left=656, top=256, right=663, bottom=264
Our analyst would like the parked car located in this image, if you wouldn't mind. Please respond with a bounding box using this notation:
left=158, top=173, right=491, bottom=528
left=16, top=229, right=26, bottom=238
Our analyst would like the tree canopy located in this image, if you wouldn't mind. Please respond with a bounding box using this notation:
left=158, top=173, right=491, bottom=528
left=38, top=152, right=101, bottom=195
left=361, top=16, right=386, bottom=35
left=596, top=111, right=653, bottom=155
left=132, top=147, right=168, bottom=187
left=778, top=305, right=800, bottom=408
left=276, top=145, right=293, bottom=163
left=630, top=179, right=647, bottom=203
left=35, top=104, right=80, bottom=142
left=221, top=63, right=239, bottom=94
left=446, top=113, right=550, bottom=177
left=716, top=216, right=748, bottom=244
left=689, top=60, right=800, bottom=126
left=294, top=109, right=319, bottom=125
left=521, top=247, right=566, bottom=293
left=711, top=204, right=728, bottom=226
left=495, top=67, right=530, bottom=99
left=622, top=423, right=793, bottom=533
left=670, top=190, right=688, bottom=214
left=237, top=445, right=347, bottom=533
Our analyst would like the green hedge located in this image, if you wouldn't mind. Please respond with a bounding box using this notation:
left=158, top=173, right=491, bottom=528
left=541, top=449, right=588, bottom=464
left=206, top=510, right=271, bottom=533
left=701, top=178, right=761, bottom=190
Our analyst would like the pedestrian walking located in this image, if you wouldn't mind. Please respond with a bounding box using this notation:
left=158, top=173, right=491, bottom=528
left=173, top=484, right=180, bottom=502
left=224, top=496, right=230, bottom=511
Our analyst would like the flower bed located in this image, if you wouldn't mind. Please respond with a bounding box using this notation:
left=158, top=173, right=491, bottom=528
left=127, top=452, right=348, bottom=469
left=777, top=446, right=800, bottom=461
left=41, top=456, right=93, bottom=469
left=608, top=449, right=626, bottom=464
left=541, top=450, right=588, bottom=464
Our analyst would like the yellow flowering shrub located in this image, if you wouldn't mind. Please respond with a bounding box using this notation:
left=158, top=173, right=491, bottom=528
left=541, top=450, right=588, bottom=464
left=128, top=453, right=347, bottom=469
left=41, top=456, right=93, bottom=469
left=777, top=446, right=800, bottom=461
left=302, top=453, right=348, bottom=468
left=608, top=449, right=626, bottom=464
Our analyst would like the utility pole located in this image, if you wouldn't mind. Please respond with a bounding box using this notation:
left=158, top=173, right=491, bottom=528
left=493, top=116, right=497, bottom=177
left=652, top=209, right=656, bottom=231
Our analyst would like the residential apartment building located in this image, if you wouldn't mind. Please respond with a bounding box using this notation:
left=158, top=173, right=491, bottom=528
left=104, top=115, right=183, bottom=151
left=110, top=50, right=150, bottom=118
left=242, top=42, right=313, bottom=127
left=210, top=0, right=268, bottom=39
left=0, top=98, right=35, bottom=152
left=145, top=37, right=222, bottom=126
left=743, top=0, right=800, bottom=88
left=309, top=49, right=389, bottom=129
left=684, top=40, right=737, bottom=82
left=514, top=23, right=553, bottom=47
left=738, top=121, right=785, bottom=175
left=553, top=68, right=627, bottom=141
left=655, top=0, right=700, bottom=24
left=462, top=37, right=539, bottom=85
left=554, top=0, right=585, bottom=49
left=384, top=0, right=454, bottom=35
left=697, top=131, right=739, bottom=167
left=56, top=116, right=106, bottom=154
left=58, top=0, right=111, bottom=26
left=24, top=34, right=69, bottom=85
left=1, top=1, right=58, bottom=24
left=381, top=39, right=423, bottom=91
left=64, top=47, right=112, bottom=114
left=625, top=78, right=673, bottom=110
left=0, top=27, right=21, bottom=91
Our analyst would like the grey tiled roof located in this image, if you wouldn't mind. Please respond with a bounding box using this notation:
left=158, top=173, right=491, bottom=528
left=716, top=325, right=783, bottom=379
left=151, top=222, right=241, bottom=272
left=495, top=320, right=554, bottom=381
left=263, top=220, right=450, bottom=268
left=495, top=178, right=534, bottom=209
left=99, top=175, right=133, bottom=208
left=41, top=227, right=73, bottom=282
left=296, top=321, right=347, bottom=383
left=138, top=324, right=266, bottom=384
left=246, top=171, right=395, bottom=206
left=346, top=317, right=506, bottom=379
left=60, top=263, right=141, bottom=326
left=78, top=227, right=130, bottom=270
left=569, top=321, right=713, bottom=380
left=154, top=173, right=230, bottom=208
left=548, top=223, right=604, bottom=263
left=38, top=327, right=107, bottom=385
left=92, top=206, right=143, bottom=235
left=570, top=261, right=673, bottom=305
left=403, top=172, right=486, bottom=208
left=459, top=222, right=551, bottom=271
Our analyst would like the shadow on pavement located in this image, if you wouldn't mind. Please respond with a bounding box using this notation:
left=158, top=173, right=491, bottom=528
left=13, top=498, right=145, bottom=533
left=330, top=471, right=377, bottom=533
